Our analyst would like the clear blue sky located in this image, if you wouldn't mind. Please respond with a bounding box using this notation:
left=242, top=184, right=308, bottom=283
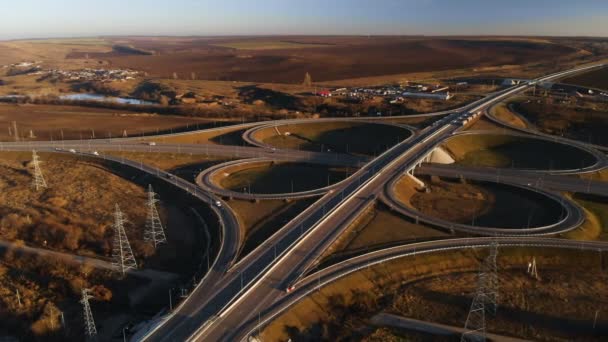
left=1, top=0, right=607, bottom=40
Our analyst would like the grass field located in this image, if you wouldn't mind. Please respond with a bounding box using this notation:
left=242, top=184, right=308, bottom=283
left=211, top=40, right=331, bottom=50
left=0, top=103, right=221, bottom=141
left=442, top=133, right=597, bottom=170
left=490, top=101, right=529, bottom=129
left=258, top=121, right=411, bottom=156
left=145, top=125, right=250, bottom=146
left=0, top=151, right=206, bottom=341
left=561, top=66, right=608, bottom=90
left=407, top=176, right=563, bottom=229
left=218, top=162, right=355, bottom=194
left=228, top=198, right=318, bottom=259
left=318, top=203, right=448, bottom=269
left=511, top=96, right=608, bottom=147
left=263, top=248, right=606, bottom=341
left=96, top=37, right=581, bottom=83
left=563, top=193, right=608, bottom=241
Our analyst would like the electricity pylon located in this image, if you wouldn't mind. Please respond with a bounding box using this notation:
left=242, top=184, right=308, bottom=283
left=144, top=185, right=167, bottom=248
left=461, top=273, right=488, bottom=342
left=80, top=288, right=97, bottom=339
left=31, top=150, right=47, bottom=191
left=461, top=242, right=500, bottom=341
left=482, top=241, right=499, bottom=315
left=112, top=204, right=137, bottom=275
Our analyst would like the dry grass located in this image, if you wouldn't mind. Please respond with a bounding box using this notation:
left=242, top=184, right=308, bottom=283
left=466, top=117, right=513, bottom=132
left=259, top=121, right=411, bottom=156
left=441, top=133, right=596, bottom=170
left=561, top=66, right=608, bottom=90
left=511, top=96, right=608, bottom=147
left=0, top=151, right=149, bottom=258
left=319, top=203, right=447, bottom=266
left=103, top=151, right=228, bottom=172
left=490, top=101, right=528, bottom=129
left=0, top=103, right=217, bottom=141
left=228, top=198, right=318, bottom=258
left=579, top=169, right=608, bottom=182
left=218, top=162, right=354, bottom=194
left=562, top=193, right=608, bottom=241
left=143, top=125, right=250, bottom=146
left=263, top=248, right=607, bottom=342
left=0, top=151, right=205, bottom=341
left=211, top=40, right=330, bottom=50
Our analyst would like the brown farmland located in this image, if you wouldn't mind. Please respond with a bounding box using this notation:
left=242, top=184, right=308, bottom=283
left=91, top=37, right=580, bottom=83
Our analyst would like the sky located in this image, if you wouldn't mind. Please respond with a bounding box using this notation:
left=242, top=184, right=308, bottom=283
left=1, top=0, right=608, bottom=40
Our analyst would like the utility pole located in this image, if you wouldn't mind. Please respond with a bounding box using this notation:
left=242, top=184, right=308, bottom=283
left=144, top=185, right=167, bottom=248
left=112, top=204, right=138, bottom=275
left=31, top=150, right=48, bottom=191
left=80, top=289, right=97, bottom=339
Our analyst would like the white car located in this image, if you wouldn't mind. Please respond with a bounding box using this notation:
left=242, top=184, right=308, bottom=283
left=69, top=149, right=76, bottom=153
left=92, top=151, right=99, bottom=156
left=148, top=142, right=156, bottom=146
left=215, top=200, right=222, bottom=208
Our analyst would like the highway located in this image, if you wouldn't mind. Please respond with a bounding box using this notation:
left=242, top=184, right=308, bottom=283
left=195, top=158, right=355, bottom=200
left=0, top=140, right=368, bottom=167
left=417, top=164, right=608, bottom=196
left=381, top=167, right=585, bottom=236
left=0, top=63, right=602, bottom=341
left=151, top=63, right=605, bottom=342
left=235, top=237, right=608, bottom=341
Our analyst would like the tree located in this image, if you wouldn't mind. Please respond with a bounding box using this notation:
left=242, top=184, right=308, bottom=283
left=303, top=72, right=313, bottom=87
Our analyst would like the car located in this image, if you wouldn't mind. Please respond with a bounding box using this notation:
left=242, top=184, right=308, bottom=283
left=92, top=151, right=99, bottom=156
left=285, top=285, right=296, bottom=293
left=148, top=142, right=156, bottom=146
left=54, top=147, right=62, bottom=151
left=215, top=200, right=222, bottom=208
left=69, top=149, right=76, bottom=153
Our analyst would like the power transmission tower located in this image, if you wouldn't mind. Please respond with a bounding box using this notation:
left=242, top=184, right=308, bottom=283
left=461, top=242, right=500, bottom=341
left=112, top=204, right=137, bottom=275
left=80, top=288, right=97, bottom=339
left=144, top=185, right=167, bottom=248
left=31, top=150, right=48, bottom=191
left=482, top=241, right=499, bottom=316
left=461, top=272, right=488, bottom=342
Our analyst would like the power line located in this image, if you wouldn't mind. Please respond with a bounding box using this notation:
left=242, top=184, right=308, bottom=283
left=31, top=150, right=47, bottom=191
left=144, top=185, right=167, bottom=248
left=80, top=288, right=97, bottom=339
left=112, top=204, right=137, bottom=275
